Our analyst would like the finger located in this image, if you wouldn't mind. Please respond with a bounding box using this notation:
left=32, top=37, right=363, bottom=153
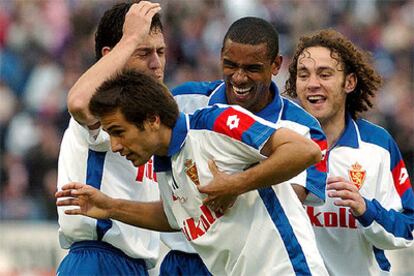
left=208, top=160, right=219, bottom=176
left=327, top=176, right=346, bottom=184
left=327, top=181, right=358, bottom=192
left=56, top=198, right=80, bottom=207
left=198, top=184, right=210, bottom=194
left=202, top=195, right=216, bottom=205
left=64, top=208, right=83, bottom=215
left=61, top=182, right=84, bottom=190
left=55, top=189, right=74, bottom=198
left=139, top=2, right=161, bottom=14
left=328, top=189, right=358, bottom=200
left=145, top=5, right=161, bottom=17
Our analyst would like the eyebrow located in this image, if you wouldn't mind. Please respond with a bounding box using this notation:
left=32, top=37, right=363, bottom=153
left=223, top=58, right=264, bottom=67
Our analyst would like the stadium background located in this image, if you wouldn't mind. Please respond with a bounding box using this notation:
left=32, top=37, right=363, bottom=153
left=0, top=0, right=412, bottom=274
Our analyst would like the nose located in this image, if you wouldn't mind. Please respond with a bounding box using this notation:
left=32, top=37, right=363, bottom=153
left=307, top=74, right=321, bottom=89
left=110, top=137, right=123, bottom=153
left=232, top=68, right=248, bottom=85
left=149, top=52, right=162, bottom=70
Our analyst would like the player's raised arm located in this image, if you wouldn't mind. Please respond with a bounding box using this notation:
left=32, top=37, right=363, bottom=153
left=67, top=1, right=161, bottom=127
left=56, top=182, right=174, bottom=232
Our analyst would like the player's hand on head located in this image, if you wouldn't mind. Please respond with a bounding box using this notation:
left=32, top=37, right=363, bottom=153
left=55, top=182, right=113, bottom=219
left=327, top=176, right=366, bottom=217
left=122, top=1, right=161, bottom=44
left=198, top=160, right=238, bottom=213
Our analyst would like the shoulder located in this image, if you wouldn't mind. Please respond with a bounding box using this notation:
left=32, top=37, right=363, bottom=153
left=281, top=97, right=321, bottom=129
left=356, top=119, right=395, bottom=150
left=280, top=97, right=324, bottom=139
left=171, top=80, right=224, bottom=96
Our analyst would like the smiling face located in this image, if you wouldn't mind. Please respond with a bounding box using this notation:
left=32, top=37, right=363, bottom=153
left=100, top=109, right=161, bottom=167
left=295, top=46, right=356, bottom=127
left=221, top=39, right=282, bottom=113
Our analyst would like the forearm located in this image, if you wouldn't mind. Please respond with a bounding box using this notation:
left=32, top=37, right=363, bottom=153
left=357, top=198, right=414, bottom=249
left=236, top=129, right=321, bottom=195
left=67, top=36, right=138, bottom=126
left=110, top=199, right=176, bottom=232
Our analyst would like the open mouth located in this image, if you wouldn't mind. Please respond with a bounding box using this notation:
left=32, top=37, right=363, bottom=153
left=307, top=95, right=326, bottom=104
left=233, top=86, right=252, bottom=96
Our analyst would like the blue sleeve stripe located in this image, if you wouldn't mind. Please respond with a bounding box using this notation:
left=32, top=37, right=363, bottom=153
left=358, top=198, right=414, bottom=240
left=190, top=105, right=224, bottom=131
left=282, top=100, right=327, bottom=201
left=86, top=149, right=113, bottom=240
left=241, top=121, right=276, bottom=150
left=305, top=167, right=326, bottom=201
left=373, top=247, right=391, bottom=272
left=258, top=187, right=312, bottom=275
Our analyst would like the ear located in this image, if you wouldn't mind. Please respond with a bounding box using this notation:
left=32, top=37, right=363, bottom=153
left=101, top=46, right=112, bottom=57
left=344, top=73, right=357, bottom=94
left=271, top=55, right=283, bottom=76
left=145, top=115, right=161, bottom=131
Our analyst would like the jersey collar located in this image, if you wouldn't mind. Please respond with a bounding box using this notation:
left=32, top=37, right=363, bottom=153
left=208, top=81, right=283, bottom=122
left=167, top=112, right=188, bottom=157
left=335, top=113, right=359, bottom=149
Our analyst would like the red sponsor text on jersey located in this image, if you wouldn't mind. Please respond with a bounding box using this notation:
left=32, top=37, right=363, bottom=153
left=181, top=204, right=224, bottom=241
left=307, top=206, right=357, bottom=229
left=392, top=160, right=411, bottom=197
left=136, top=159, right=157, bottom=182
left=213, top=107, right=255, bottom=141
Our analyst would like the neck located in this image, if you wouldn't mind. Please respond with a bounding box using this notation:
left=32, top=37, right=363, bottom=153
left=155, top=125, right=172, bottom=156
left=321, top=115, right=346, bottom=150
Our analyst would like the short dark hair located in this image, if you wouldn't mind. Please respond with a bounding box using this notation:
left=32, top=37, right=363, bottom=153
left=222, top=17, right=279, bottom=61
left=89, top=70, right=178, bottom=129
left=94, top=1, right=163, bottom=60
left=284, top=29, right=382, bottom=119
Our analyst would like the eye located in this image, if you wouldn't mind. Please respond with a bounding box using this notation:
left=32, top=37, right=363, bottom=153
left=320, top=72, right=332, bottom=79
left=297, top=72, right=309, bottom=79
left=110, top=130, right=124, bottom=137
left=246, top=66, right=262, bottom=73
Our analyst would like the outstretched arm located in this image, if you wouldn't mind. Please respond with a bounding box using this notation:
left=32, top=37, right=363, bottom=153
left=56, top=182, right=174, bottom=232
left=200, top=128, right=322, bottom=211
left=67, top=1, right=161, bottom=126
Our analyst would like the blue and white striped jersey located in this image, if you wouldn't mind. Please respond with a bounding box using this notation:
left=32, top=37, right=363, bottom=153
left=307, top=114, right=414, bottom=275
left=57, top=118, right=160, bottom=268
left=155, top=105, right=328, bottom=275
left=172, top=80, right=328, bottom=205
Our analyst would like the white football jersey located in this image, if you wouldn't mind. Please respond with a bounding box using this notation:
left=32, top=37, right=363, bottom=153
left=307, top=115, right=414, bottom=275
left=57, top=118, right=160, bottom=268
left=162, top=80, right=328, bottom=255
left=156, top=105, right=328, bottom=276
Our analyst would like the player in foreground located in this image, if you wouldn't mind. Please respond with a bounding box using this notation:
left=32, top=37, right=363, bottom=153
left=285, top=29, right=414, bottom=275
left=57, top=70, right=329, bottom=275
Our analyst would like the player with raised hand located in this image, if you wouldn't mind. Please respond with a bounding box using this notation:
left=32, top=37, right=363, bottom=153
left=57, top=2, right=164, bottom=275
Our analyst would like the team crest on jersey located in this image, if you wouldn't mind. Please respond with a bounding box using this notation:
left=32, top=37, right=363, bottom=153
left=185, top=159, right=200, bottom=185
left=348, top=162, right=366, bottom=190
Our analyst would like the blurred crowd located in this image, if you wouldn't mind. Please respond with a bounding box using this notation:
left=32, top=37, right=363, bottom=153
left=0, top=0, right=413, bottom=221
